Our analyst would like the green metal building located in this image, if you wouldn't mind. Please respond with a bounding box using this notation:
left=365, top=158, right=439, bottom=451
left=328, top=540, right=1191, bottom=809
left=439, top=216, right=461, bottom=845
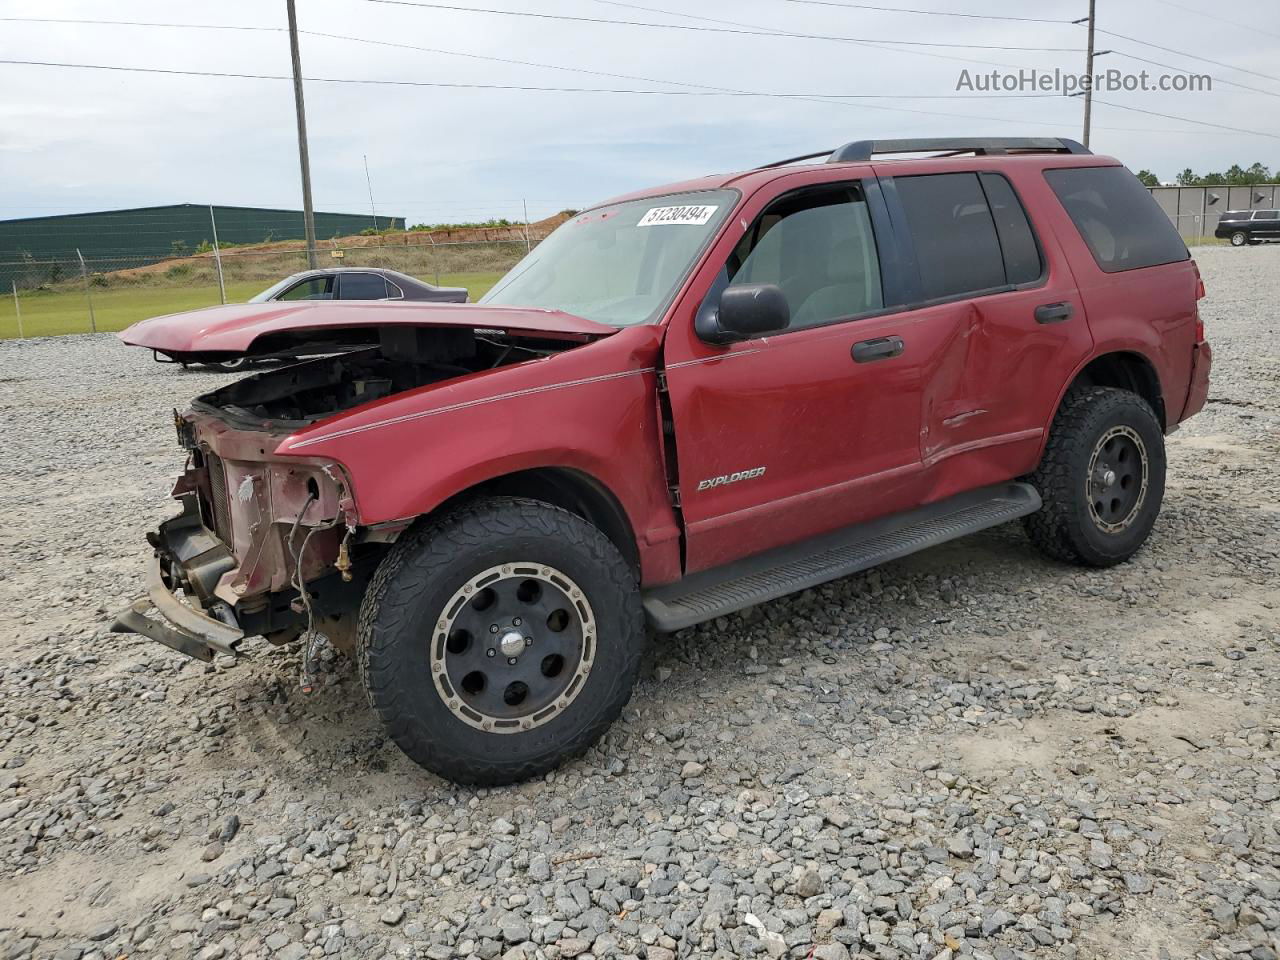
left=0, top=203, right=403, bottom=276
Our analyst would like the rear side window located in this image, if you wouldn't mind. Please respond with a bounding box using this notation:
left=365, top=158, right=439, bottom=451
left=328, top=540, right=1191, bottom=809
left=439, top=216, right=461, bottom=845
left=340, top=273, right=392, bottom=299
left=895, top=173, right=1007, bottom=300
left=1256, top=210, right=1279, bottom=220
left=1044, top=166, right=1189, bottom=273
left=979, top=173, right=1042, bottom=285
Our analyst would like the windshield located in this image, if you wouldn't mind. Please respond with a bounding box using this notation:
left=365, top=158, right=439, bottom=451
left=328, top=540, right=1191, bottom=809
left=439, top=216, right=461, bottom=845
left=249, top=273, right=307, bottom=303
left=480, top=189, right=737, bottom=326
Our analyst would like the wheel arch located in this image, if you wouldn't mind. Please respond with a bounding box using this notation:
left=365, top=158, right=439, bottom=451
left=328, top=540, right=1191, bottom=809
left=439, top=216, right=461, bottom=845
left=1050, top=349, right=1166, bottom=436
left=418, top=466, right=641, bottom=575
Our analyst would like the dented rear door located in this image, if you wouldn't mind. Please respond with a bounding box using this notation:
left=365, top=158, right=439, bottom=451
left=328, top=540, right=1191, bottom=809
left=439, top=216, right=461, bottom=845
left=878, top=165, right=1093, bottom=494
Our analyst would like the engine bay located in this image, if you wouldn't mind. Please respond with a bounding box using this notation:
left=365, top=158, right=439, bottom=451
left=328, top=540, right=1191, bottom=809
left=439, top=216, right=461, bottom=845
left=194, top=326, right=580, bottom=428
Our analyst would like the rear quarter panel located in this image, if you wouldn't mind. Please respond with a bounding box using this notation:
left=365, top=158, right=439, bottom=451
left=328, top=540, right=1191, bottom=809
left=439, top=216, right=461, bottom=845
left=1033, top=160, right=1199, bottom=428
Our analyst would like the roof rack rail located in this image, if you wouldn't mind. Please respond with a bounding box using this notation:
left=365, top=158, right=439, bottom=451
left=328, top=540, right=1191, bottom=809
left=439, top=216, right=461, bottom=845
left=828, top=137, right=1091, bottom=163
left=757, top=150, right=836, bottom=169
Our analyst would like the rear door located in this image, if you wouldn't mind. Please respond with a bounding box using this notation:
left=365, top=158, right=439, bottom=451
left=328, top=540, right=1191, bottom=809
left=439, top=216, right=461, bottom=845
left=336, top=272, right=393, bottom=300
left=877, top=168, right=1094, bottom=492
left=1254, top=210, right=1280, bottom=239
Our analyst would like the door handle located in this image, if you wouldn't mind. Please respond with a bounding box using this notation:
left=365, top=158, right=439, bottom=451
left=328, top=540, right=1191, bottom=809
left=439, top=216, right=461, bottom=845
left=851, top=336, right=904, bottom=363
left=1034, top=302, right=1074, bottom=324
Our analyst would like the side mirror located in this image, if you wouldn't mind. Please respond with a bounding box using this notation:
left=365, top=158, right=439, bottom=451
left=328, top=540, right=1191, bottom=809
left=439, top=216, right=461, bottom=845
left=695, top=283, right=790, bottom=345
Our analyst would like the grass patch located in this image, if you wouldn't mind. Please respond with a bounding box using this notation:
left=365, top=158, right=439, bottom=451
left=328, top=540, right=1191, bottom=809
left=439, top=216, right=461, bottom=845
left=0, top=272, right=505, bottom=340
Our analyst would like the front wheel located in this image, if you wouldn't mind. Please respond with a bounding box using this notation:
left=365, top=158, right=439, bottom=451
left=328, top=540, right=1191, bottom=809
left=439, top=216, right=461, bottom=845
left=1230, top=231, right=1248, bottom=246
left=1023, top=387, right=1166, bottom=567
left=358, top=497, right=644, bottom=785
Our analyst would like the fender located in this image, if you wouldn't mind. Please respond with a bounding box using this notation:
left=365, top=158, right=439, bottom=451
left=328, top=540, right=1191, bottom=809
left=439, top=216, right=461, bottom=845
left=274, top=324, right=682, bottom=585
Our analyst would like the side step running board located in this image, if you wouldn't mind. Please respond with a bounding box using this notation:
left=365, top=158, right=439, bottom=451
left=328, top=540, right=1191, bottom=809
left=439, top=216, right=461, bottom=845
left=642, top=482, right=1040, bottom=632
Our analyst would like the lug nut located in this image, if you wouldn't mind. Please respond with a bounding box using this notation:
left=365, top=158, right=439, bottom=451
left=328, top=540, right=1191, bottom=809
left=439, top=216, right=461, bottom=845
left=524, top=637, right=533, bottom=646
left=507, top=657, right=518, bottom=665
left=486, top=648, right=496, bottom=658
left=489, top=625, right=499, bottom=634
left=512, top=617, right=522, bottom=626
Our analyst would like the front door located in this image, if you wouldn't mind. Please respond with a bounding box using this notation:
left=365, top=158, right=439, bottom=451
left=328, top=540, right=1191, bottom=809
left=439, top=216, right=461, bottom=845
left=662, top=177, right=937, bottom=573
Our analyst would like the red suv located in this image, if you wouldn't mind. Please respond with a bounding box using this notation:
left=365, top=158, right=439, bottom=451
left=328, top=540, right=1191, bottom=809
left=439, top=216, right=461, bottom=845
left=118, top=137, right=1212, bottom=784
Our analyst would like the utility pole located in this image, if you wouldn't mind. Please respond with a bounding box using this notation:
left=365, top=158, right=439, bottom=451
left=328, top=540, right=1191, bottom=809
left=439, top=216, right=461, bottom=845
left=76, top=248, right=97, bottom=333
left=363, top=154, right=378, bottom=232
left=1077, top=0, right=1097, bottom=148
left=209, top=205, right=227, bottom=304
left=12, top=280, right=23, bottom=338
left=287, top=0, right=319, bottom=268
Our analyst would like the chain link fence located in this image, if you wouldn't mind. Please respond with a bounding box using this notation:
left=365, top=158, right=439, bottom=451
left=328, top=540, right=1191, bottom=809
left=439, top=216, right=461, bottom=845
left=0, top=238, right=536, bottom=339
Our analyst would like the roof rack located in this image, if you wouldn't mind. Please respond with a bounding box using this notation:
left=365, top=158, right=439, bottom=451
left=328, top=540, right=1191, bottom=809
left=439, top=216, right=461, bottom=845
left=828, top=137, right=1090, bottom=164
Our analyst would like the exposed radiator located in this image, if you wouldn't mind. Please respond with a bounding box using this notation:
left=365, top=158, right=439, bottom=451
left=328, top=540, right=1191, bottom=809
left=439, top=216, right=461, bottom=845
left=204, top=451, right=233, bottom=544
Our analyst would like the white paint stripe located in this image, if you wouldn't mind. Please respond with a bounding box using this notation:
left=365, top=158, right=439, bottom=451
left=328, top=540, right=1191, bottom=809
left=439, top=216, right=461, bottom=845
left=286, top=368, right=655, bottom=449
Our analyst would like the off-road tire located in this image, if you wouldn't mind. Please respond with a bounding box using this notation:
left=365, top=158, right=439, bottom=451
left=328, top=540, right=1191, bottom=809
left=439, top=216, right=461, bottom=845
left=1023, top=386, right=1166, bottom=567
left=358, top=496, right=644, bottom=785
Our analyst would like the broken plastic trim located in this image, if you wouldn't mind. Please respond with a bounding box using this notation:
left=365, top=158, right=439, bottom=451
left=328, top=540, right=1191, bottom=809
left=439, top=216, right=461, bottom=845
left=110, top=553, right=245, bottom=662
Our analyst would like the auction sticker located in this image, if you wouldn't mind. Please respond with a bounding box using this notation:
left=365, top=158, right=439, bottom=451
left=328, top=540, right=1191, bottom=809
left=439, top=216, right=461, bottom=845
left=637, top=204, right=718, bottom=227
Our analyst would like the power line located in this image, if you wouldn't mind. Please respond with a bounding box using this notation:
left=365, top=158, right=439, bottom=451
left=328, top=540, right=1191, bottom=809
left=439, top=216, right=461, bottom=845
left=1110, top=50, right=1280, bottom=100
left=769, top=0, right=1071, bottom=22
left=0, top=57, right=1064, bottom=100
left=1094, top=27, right=1280, bottom=84
left=1092, top=97, right=1280, bottom=140
left=587, top=0, right=1036, bottom=71
left=1146, top=0, right=1280, bottom=43
left=362, top=0, right=1085, bottom=52
left=0, top=58, right=1217, bottom=136
left=0, top=16, right=279, bottom=32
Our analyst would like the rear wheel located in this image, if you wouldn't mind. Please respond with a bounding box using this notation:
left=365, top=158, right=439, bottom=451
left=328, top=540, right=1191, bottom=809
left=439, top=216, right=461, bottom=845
left=1230, top=231, right=1248, bottom=246
left=1023, top=387, right=1166, bottom=567
left=358, top=497, right=644, bottom=785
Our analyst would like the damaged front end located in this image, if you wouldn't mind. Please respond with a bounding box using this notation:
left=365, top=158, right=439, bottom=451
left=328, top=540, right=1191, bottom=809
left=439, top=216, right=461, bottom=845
left=113, top=307, right=617, bottom=664
left=111, top=406, right=371, bottom=663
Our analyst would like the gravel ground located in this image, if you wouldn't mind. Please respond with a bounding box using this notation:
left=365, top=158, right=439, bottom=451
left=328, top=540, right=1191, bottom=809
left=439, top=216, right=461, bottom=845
left=1, top=245, right=1277, bottom=960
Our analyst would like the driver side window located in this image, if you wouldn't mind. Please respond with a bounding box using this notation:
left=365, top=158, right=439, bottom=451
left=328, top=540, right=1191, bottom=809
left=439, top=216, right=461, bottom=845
left=727, top=185, right=883, bottom=331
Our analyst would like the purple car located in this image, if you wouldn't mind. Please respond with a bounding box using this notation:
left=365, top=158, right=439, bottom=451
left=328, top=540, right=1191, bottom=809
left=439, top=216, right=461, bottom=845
left=250, top=268, right=469, bottom=305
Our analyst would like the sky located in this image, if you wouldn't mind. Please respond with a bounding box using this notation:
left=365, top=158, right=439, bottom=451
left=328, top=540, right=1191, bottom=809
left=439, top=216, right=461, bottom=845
left=0, top=0, right=1277, bottom=227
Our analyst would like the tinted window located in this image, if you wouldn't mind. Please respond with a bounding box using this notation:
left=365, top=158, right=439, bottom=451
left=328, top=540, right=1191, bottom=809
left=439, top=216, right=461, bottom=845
left=1044, top=166, right=1189, bottom=273
left=979, top=173, right=1042, bottom=285
left=340, top=273, right=391, bottom=299
left=1255, top=210, right=1279, bottom=220
left=727, top=184, right=883, bottom=331
left=277, top=276, right=334, bottom=301
left=895, top=173, right=1006, bottom=299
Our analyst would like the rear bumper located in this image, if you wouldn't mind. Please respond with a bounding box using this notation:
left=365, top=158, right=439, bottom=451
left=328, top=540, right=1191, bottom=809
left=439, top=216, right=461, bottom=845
left=1181, top=340, right=1212, bottom=422
left=111, top=551, right=245, bottom=662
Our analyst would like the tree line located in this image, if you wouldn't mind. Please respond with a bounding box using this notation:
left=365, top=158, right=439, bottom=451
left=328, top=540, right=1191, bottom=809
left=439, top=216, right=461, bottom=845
left=1133, top=163, right=1279, bottom=187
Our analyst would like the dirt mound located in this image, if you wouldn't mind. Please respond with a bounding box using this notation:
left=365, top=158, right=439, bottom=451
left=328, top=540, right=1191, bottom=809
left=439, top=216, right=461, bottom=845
left=106, top=213, right=571, bottom=282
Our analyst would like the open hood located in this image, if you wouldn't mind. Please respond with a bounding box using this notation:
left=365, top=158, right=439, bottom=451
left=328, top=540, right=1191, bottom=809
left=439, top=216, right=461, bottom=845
left=119, top=300, right=616, bottom=360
